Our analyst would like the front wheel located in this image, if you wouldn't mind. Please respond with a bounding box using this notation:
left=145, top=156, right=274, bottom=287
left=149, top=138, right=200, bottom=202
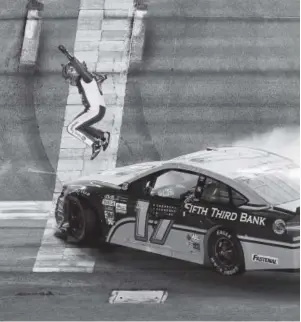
left=67, top=196, right=98, bottom=245
left=207, top=228, right=245, bottom=276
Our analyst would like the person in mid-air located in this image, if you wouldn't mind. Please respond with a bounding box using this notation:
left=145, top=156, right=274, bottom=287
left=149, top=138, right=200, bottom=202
left=61, top=62, right=111, bottom=160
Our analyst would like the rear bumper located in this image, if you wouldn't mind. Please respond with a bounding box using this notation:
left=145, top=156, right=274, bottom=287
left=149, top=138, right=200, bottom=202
left=239, top=237, right=300, bottom=270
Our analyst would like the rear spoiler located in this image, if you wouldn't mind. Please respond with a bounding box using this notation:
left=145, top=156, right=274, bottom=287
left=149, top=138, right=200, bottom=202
left=286, top=206, right=300, bottom=232
left=239, top=204, right=271, bottom=212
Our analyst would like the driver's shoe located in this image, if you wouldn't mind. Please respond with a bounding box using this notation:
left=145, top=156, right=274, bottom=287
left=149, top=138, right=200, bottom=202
left=100, top=132, right=110, bottom=151
left=90, top=139, right=102, bottom=160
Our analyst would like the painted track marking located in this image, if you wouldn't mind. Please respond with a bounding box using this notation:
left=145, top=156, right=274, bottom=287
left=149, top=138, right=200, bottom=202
left=0, top=201, right=52, bottom=220
left=33, top=0, right=135, bottom=272
left=109, top=290, right=168, bottom=304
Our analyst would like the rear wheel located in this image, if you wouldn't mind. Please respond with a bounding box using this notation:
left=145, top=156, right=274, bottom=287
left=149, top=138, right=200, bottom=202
left=207, top=228, right=245, bottom=276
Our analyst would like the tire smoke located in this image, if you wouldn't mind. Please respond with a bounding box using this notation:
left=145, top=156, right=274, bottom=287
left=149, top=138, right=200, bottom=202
left=233, top=126, right=300, bottom=165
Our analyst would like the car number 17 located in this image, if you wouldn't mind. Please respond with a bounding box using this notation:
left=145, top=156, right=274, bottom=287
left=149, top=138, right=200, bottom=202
left=134, top=200, right=174, bottom=245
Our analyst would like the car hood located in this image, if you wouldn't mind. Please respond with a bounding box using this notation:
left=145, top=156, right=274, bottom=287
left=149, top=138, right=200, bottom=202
left=66, top=161, right=163, bottom=187
left=275, top=199, right=300, bottom=213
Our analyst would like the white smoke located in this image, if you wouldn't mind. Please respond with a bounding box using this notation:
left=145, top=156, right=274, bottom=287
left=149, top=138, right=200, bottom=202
left=233, top=126, right=300, bottom=165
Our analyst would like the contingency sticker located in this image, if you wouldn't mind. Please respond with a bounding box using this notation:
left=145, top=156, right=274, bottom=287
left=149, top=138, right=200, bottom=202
left=102, top=194, right=116, bottom=207
left=115, top=202, right=127, bottom=214
left=186, top=233, right=201, bottom=251
left=104, top=210, right=115, bottom=226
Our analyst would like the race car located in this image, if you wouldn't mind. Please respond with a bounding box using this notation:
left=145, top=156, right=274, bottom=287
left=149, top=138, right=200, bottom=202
left=54, top=146, right=300, bottom=276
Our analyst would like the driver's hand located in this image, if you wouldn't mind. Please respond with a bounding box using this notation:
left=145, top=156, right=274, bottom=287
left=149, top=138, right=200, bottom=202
left=183, top=192, right=196, bottom=203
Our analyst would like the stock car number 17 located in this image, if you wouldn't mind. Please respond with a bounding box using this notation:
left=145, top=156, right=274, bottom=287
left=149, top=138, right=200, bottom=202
left=134, top=200, right=174, bottom=246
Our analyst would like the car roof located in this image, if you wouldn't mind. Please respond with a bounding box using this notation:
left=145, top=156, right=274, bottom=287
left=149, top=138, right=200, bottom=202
left=79, top=146, right=297, bottom=206
left=170, top=146, right=296, bottom=180
left=157, top=146, right=298, bottom=205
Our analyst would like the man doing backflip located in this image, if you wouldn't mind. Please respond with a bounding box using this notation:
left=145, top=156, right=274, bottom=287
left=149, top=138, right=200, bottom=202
left=61, top=62, right=111, bottom=160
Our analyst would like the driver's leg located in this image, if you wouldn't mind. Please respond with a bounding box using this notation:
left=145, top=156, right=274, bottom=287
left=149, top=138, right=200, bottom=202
left=67, top=112, right=95, bottom=147
left=77, top=105, right=106, bottom=140
left=77, top=105, right=110, bottom=152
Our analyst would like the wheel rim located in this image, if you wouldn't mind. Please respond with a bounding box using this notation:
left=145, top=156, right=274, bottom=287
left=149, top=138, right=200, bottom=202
left=214, top=237, right=237, bottom=269
left=68, top=200, right=85, bottom=239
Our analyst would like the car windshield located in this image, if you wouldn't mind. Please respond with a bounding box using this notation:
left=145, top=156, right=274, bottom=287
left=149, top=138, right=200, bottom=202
left=103, top=164, right=158, bottom=177
left=235, top=166, right=300, bottom=205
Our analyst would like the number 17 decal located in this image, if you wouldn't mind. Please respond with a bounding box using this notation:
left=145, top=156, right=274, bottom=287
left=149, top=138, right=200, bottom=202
left=135, top=200, right=174, bottom=245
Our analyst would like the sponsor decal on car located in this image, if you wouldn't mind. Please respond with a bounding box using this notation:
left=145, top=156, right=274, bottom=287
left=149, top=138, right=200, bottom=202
left=183, top=203, right=266, bottom=226
left=186, top=233, right=201, bottom=251
left=102, top=194, right=116, bottom=207
left=272, top=219, right=286, bottom=235
left=74, top=188, right=90, bottom=197
left=104, top=210, right=115, bottom=225
left=115, top=202, right=127, bottom=214
left=252, top=254, right=279, bottom=265
left=239, top=212, right=265, bottom=226
left=152, top=204, right=177, bottom=217
left=104, top=194, right=115, bottom=200
left=184, top=204, right=208, bottom=216
left=102, top=199, right=115, bottom=207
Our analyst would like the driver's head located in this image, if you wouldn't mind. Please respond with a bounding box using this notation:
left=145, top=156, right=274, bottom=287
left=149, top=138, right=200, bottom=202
left=61, top=62, right=80, bottom=86
left=194, top=175, right=206, bottom=199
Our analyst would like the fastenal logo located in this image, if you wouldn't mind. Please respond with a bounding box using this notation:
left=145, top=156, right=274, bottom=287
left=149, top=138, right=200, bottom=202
left=252, top=254, right=279, bottom=265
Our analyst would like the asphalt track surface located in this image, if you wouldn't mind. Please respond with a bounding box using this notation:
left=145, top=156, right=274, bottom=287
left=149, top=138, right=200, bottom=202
left=0, top=0, right=79, bottom=201
left=0, top=0, right=300, bottom=321
left=118, top=0, right=300, bottom=165
left=0, top=268, right=299, bottom=320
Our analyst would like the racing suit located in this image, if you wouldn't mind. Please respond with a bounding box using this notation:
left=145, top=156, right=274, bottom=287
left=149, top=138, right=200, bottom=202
left=66, top=75, right=110, bottom=160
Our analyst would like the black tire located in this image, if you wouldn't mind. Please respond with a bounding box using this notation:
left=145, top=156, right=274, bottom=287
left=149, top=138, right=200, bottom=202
left=207, top=228, right=245, bottom=276
left=66, top=196, right=98, bottom=245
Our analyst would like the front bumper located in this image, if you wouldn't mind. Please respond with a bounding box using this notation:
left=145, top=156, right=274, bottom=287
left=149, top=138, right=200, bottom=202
left=55, top=193, right=68, bottom=228
left=53, top=194, right=71, bottom=240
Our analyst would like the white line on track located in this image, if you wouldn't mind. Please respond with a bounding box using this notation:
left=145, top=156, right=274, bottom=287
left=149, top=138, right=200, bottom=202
left=0, top=213, right=49, bottom=220
left=27, top=168, right=56, bottom=175
left=0, top=202, right=52, bottom=220
left=0, top=201, right=52, bottom=210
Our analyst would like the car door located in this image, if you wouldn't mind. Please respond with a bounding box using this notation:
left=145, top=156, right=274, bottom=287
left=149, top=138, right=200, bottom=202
left=123, top=169, right=201, bottom=257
